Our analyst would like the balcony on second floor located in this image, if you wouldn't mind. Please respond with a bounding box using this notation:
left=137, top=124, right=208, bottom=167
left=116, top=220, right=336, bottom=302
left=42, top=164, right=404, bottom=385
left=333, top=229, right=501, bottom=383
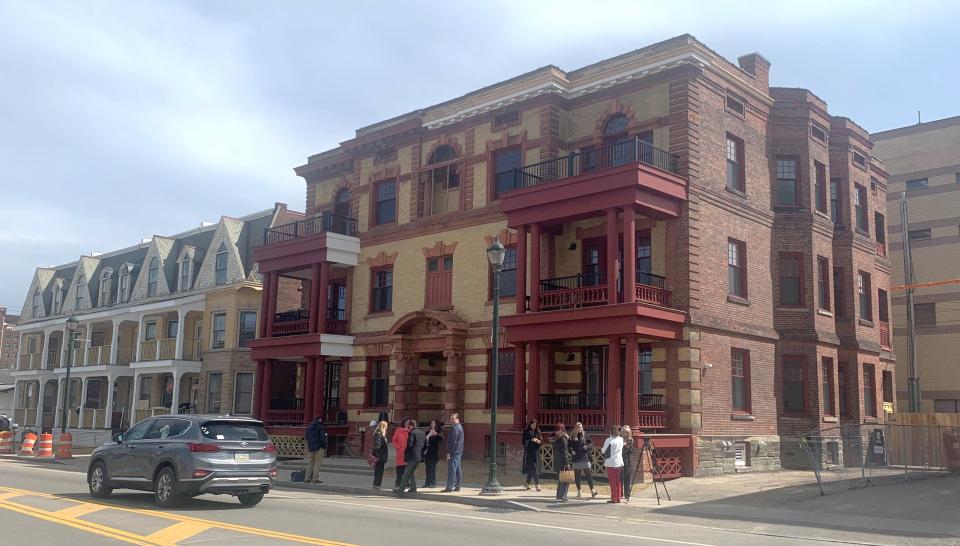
left=254, top=213, right=360, bottom=273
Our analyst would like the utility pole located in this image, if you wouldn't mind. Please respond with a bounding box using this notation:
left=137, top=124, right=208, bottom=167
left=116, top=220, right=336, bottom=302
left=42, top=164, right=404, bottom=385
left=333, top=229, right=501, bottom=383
left=899, top=193, right=922, bottom=412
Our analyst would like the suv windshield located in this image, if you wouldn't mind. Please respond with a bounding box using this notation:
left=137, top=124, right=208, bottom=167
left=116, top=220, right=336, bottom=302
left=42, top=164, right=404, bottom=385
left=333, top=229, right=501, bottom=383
left=199, top=420, right=268, bottom=442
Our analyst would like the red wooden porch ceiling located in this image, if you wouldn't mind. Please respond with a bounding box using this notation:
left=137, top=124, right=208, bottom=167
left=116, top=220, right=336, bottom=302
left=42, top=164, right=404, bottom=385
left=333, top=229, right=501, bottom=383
left=500, top=302, right=686, bottom=343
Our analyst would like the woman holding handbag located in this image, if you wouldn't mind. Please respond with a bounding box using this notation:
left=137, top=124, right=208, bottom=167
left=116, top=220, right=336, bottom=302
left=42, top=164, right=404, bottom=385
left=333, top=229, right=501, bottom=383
left=552, top=423, right=573, bottom=502
left=371, top=421, right=389, bottom=489
left=521, top=420, right=543, bottom=491
left=569, top=421, right=598, bottom=499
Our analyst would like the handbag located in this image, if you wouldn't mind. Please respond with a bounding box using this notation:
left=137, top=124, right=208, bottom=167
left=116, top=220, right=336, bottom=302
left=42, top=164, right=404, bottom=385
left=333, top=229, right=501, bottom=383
left=559, top=468, right=576, bottom=484
left=603, top=443, right=612, bottom=459
left=366, top=453, right=378, bottom=467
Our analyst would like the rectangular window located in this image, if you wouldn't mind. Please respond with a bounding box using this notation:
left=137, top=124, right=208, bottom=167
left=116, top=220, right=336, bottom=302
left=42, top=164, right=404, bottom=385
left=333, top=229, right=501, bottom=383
left=779, top=254, right=802, bottom=307
left=238, top=311, right=257, bottom=347
left=783, top=357, right=806, bottom=414
left=853, top=151, right=866, bottom=168
left=373, top=179, right=397, bottom=225
left=908, top=228, right=931, bottom=241
left=144, top=322, right=157, bottom=341
left=206, top=372, right=222, bottom=414
left=858, top=271, right=872, bottom=321
left=731, top=348, right=750, bottom=413
left=493, top=246, right=517, bottom=298
left=490, top=349, right=515, bottom=407
left=814, top=161, right=827, bottom=213
left=915, top=302, right=936, bottom=326
left=878, top=288, right=889, bottom=322
left=211, top=313, right=226, bottom=349
left=639, top=347, right=653, bottom=395
left=838, top=363, right=848, bottom=415
left=138, top=376, right=152, bottom=401
left=424, top=163, right=461, bottom=216
left=215, top=251, right=228, bottom=285
left=870, top=176, right=879, bottom=195
left=830, top=177, right=841, bottom=224
left=854, top=184, right=868, bottom=232
left=165, top=320, right=178, bottom=340
left=180, top=260, right=191, bottom=291
left=775, top=158, right=799, bottom=207
left=817, top=256, right=830, bottom=311
left=882, top=370, right=893, bottom=404
left=905, top=178, right=928, bottom=190
left=725, top=95, right=745, bottom=116
left=822, top=357, right=835, bottom=416
left=234, top=372, right=254, bottom=414
left=875, top=212, right=886, bottom=244
left=371, top=268, right=393, bottom=313
left=726, top=134, right=745, bottom=192
left=727, top=239, right=747, bottom=298
left=811, top=122, right=827, bottom=142
left=368, top=359, right=389, bottom=407
left=863, top=364, right=877, bottom=417
left=834, top=267, right=845, bottom=318
left=84, top=378, right=102, bottom=409
left=492, top=147, right=523, bottom=198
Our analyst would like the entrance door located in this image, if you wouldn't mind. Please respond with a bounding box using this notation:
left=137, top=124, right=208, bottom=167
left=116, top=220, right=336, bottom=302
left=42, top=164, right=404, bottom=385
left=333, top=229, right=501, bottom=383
left=327, top=281, right=347, bottom=333
left=324, top=362, right=342, bottom=423
left=583, top=347, right=606, bottom=409
left=41, top=381, right=58, bottom=431
left=581, top=237, right=607, bottom=287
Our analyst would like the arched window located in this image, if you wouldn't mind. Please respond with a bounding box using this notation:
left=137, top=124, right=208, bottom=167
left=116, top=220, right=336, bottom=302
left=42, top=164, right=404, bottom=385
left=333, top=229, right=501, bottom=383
left=32, top=288, right=42, bottom=317
left=603, top=114, right=629, bottom=139
left=118, top=266, right=130, bottom=303
left=179, top=256, right=192, bottom=291
left=333, top=189, right=351, bottom=219
left=99, top=269, right=113, bottom=307
left=147, top=258, right=159, bottom=297
left=53, top=280, right=63, bottom=314
left=215, top=243, right=228, bottom=285
left=76, top=274, right=86, bottom=308
left=425, top=144, right=460, bottom=216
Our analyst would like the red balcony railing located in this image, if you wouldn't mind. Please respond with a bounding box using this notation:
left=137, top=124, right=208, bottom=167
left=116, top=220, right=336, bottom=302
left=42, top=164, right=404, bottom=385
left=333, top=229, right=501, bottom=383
left=326, top=308, right=350, bottom=335
left=265, top=410, right=305, bottom=426
left=879, top=320, right=891, bottom=350
left=636, top=283, right=670, bottom=307
left=876, top=241, right=887, bottom=257
left=263, top=213, right=357, bottom=245
left=273, top=309, right=310, bottom=336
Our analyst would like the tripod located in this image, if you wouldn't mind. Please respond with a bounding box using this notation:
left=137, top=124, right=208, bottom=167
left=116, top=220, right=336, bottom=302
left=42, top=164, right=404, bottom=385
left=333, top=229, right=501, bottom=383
left=630, top=437, right=671, bottom=505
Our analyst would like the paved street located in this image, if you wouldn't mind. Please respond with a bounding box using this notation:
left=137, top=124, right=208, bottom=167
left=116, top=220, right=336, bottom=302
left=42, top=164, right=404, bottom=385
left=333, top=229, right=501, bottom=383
left=0, top=457, right=958, bottom=545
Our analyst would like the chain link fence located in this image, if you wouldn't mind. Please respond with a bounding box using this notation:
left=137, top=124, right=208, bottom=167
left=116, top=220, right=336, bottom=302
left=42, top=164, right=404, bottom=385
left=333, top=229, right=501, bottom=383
left=800, top=423, right=960, bottom=496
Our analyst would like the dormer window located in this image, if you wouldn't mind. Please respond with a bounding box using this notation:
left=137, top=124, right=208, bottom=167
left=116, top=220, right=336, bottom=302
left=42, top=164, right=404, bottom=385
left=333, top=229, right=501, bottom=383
left=53, top=280, right=63, bottom=314
left=215, top=243, right=228, bottom=285
left=118, top=266, right=131, bottom=303
left=76, top=274, right=86, bottom=308
left=147, top=258, right=159, bottom=297
left=32, top=288, right=41, bottom=317
left=179, top=257, right=192, bottom=291
left=99, top=269, right=113, bottom=307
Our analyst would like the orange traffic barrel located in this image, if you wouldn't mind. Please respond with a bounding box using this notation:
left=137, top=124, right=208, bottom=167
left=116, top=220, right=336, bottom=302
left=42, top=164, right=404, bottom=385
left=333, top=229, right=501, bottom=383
left=19, top=432, right=37, bottom=456
left=56, top=433, right=73, bottom=459
left=0, top=431, right=12, bottom=454
left=35, top=433, right=54, bottom=458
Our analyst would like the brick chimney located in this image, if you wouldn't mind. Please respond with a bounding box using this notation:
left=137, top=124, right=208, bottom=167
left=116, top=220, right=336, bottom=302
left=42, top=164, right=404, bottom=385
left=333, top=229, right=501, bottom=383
left=737, top=52, right=770, bottom=92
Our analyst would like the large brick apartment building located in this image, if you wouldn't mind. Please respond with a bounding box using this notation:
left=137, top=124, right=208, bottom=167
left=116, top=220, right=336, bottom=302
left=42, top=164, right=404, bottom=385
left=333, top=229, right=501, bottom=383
left=252, top=34, right=895, bottom=476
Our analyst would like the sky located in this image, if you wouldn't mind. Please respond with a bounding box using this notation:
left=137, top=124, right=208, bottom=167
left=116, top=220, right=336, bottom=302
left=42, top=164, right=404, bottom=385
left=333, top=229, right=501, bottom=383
left=1, top=0, right=959, bottom=313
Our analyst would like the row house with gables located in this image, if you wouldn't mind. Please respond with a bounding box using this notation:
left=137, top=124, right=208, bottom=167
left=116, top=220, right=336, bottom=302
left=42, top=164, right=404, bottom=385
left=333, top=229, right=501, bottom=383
left=252, top=35, right=895, bottom=475
left=11, top=205, right=297, bottom=445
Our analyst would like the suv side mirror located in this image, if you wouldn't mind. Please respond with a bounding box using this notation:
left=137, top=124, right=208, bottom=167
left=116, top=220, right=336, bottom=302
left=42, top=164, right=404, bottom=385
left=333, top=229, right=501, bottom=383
left=112, top=433, right=123, bottom=443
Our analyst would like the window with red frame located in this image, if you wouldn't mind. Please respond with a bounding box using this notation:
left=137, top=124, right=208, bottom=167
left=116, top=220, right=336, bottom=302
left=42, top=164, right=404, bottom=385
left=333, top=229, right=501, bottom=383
left=822, top=357, right=835, bottom=416
left=731, top=348, right=751, bottom=412
left=370, top=267, right=393, bottom=313
left=817, top=256, right=831, bottom=311
left=488, top=349, right=515, bottom=407
left=863, top=364, right=877, bottom=417
left=783, top=357, right=805, bottom=414
left=779, top=254, right=802, bottom=306
left=855, top=184, right=869, bottom=233
left=728, top=239, right=747, bottom=298
left=815, top=161, right=827, bottom=213
left=492, top=147, right=523, bottom=199
left=368, top=359, right=389, bottom=407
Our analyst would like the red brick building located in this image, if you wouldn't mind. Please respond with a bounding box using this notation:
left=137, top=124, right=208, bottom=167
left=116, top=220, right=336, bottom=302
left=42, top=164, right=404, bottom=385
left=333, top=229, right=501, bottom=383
left=251, top=35, right=894, bottom=475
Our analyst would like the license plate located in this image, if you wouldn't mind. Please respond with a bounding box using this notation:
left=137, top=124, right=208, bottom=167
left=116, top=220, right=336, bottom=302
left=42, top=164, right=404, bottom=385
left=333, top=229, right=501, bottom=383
left=235, top=452, right=250, bottom=462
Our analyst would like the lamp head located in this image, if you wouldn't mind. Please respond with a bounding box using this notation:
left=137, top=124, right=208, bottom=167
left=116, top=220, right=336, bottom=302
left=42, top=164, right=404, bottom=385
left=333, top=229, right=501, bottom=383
left=66, top=316, right=79, bottom=333
left=486, top=235, right=506, bottom=271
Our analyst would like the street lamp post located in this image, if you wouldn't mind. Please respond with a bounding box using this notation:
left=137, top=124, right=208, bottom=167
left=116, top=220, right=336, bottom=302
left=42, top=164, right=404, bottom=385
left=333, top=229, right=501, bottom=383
left=60, top=316, right=79, bottom=435
left=481, top=236, right=506, bottom=495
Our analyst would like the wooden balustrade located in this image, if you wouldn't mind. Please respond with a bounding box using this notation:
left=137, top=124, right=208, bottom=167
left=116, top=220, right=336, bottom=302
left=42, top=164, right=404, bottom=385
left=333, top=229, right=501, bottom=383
left=538, top=285, right=609, bottom=311
left=157, top=338, right=176, bottom=360
left=265, top=409, right=305, bottom=426
left=635, top=283, right=670, bottom=307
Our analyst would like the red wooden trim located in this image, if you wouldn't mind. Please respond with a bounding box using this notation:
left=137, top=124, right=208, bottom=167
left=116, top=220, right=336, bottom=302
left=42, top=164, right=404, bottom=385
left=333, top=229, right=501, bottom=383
left=530, top=223, right=541, bottom=312
left=516, top=225, right=527, bottom=315
left=422, top=240, right=458, bottom=258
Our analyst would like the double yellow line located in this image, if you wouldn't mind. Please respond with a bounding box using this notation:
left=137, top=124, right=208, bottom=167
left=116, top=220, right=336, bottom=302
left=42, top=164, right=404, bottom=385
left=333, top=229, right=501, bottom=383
left=0, top=486, right=355, bottom=545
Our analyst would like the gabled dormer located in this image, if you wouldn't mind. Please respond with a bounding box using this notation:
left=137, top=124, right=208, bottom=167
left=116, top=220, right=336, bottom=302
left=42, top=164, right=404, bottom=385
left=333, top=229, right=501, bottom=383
left=97, top=267, right=115, bottom=307
left=130, top=237, right=175, bottom=301
left=175, top=245, right=200, bottom=292
left=116, top=262, right=137, bottom=304
left=21, top=268, right=55, bottom=321
left=61, top=257, right=99, bottom=314
left=195, top=218, right=245, bottom=289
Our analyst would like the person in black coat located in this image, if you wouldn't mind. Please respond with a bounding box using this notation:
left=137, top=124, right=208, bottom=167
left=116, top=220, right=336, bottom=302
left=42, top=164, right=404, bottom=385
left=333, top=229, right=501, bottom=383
left=621, top=425, right=635, bottom=502
left=570, top=421, right=598, bottom=498
left=521, top=420, right=543, bottom=491
left=552, top=423, right=572, bottom=502
left=371, top=420, right=389, bottom=489
left=395, top=420, right=426, bottom=495
left=421, top=420, right=443, bottom=488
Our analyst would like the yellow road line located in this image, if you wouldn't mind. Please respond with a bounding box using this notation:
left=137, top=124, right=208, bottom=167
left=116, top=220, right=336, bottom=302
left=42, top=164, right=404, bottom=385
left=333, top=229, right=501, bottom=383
left=0, top=498, right=155, bottom=546
left=0, top=486, right=356, bottom=546
left=51, top=502, right=105, bottom=519
left=143, top=521, right=213, bottom=545
left=0, top=492, right=21, bottom=501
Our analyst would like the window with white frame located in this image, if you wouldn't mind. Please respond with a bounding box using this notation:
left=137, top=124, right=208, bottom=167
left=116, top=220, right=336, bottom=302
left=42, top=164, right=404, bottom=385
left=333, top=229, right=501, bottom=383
left=179, top=257, right=192, bottom=292
left=237, top=311, right=257, bottom=348
left=211, top=312, right=226, bottom=349
left=215, top=243, right=228, bottom=285
left=206, top=372, right=222, bottom=413
left=147, top=258, right=159, bottom=297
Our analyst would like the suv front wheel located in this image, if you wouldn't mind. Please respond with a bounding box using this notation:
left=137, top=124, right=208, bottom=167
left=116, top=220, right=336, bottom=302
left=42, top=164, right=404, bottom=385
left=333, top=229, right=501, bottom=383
left=88, top=462, right=112, bottom=498
left=154, top=467, right=182, bottom=508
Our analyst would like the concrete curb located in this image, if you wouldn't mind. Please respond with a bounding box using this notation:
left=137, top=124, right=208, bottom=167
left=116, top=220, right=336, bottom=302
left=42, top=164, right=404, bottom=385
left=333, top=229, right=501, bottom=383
left=275, top=480, right=537, bottom=511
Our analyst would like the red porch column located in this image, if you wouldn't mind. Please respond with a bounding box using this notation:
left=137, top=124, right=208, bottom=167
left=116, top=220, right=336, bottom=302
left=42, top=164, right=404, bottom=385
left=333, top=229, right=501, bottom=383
left=317, top=262, right=330, bottom=334
left=253, top=360, right=265, bottom=419
left=606, top=208, right=619, bottom=303
left=516, top=225, right=528, bottom=314
left=606, top=336, right=621, bottom=427
left=308, top=264, right=322, bottom=334
left=303, top=357, right=316, bottom=424
left=623, top=207, right=636, bottom=304
left=623, top=335, right=639, bottom=429
left=314, top=357, right=326, bottom=420
left=260, top=360, right=272, bottom=422
left=265, top=273, right=279, bottom=337
left=526, top=341, right=540, bottom=422
left=513, top=342, right=527, bottom=426
left=530, top=223, right=541, bottom=312
left=258, top=274, right=272, bottom=339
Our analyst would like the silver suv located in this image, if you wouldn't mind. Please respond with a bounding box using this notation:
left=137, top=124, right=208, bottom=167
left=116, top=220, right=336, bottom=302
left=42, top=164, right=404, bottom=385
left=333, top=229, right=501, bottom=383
left=87, top=415, right=277, bottom=507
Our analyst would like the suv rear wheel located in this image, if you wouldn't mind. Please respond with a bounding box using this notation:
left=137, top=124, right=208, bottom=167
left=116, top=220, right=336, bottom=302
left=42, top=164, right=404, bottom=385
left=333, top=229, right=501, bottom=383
left=88, top=462, right=112, bottom=498
left=154, top=467, right=182, bottom=508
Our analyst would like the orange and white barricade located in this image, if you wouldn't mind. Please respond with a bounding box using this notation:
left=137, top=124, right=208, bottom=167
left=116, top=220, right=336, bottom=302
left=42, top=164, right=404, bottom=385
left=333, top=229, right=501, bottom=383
left=18, top=432, right=37, bottom=456
left=35, top=433, right=54, bottom=458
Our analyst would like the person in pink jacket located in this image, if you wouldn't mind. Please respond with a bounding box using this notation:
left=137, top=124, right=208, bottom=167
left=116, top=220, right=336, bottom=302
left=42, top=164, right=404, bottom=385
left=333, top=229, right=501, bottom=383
left=391, top=422, right=409, bottom=489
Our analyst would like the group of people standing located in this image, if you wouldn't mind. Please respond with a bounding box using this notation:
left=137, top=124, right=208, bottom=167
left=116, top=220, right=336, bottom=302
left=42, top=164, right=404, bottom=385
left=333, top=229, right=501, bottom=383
left=523, top=420, right=636, bottom=503
left=369, top=412, right=464, bottom=495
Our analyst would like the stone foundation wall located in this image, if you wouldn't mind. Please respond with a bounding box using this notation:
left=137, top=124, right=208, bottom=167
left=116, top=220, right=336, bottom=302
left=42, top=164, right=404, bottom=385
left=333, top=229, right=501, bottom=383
left=696, top=435, right=781, bottom=476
